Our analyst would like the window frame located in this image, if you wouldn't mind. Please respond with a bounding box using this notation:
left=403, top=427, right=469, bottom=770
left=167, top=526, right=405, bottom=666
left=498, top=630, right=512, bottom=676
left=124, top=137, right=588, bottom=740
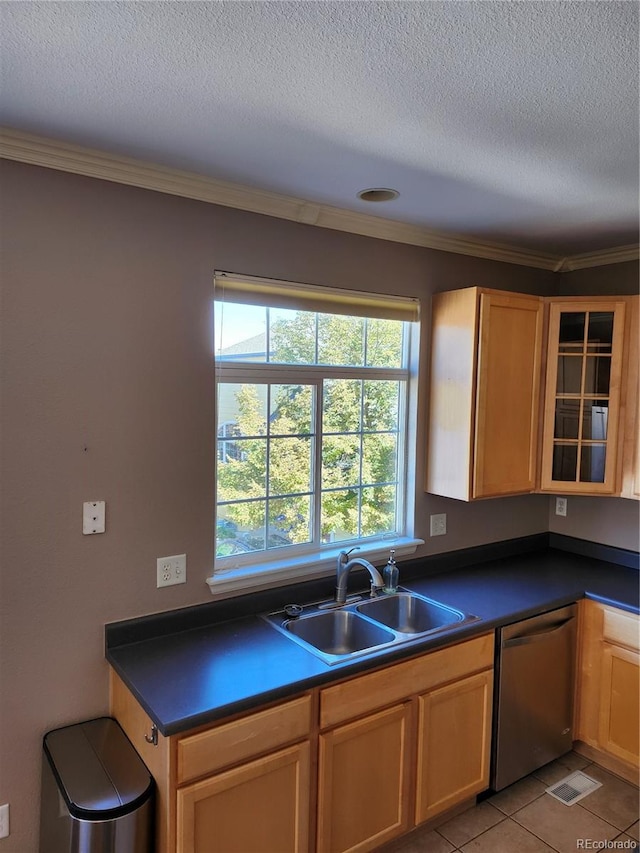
left=207, top=274, right=423, bottom=596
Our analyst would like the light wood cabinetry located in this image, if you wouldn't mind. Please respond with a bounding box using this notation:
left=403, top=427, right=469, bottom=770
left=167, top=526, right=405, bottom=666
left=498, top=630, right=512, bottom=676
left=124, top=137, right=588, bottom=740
left=177, top=742, right=310, bottom=853
left=317, top=704, right=411, bottom=853
left=111, top=633, right=494, bottom=853
left=110, top=670, right=313, bottom=853
left=620, top=296, right=639, bottom=499
left=317, top=633, right=494, bottom=853
left=540, top=299, right=628, bottom=494
left=426, top=287, right=543, bottom=500
left=575, top=600, right=640, bottom=783
left=416, top=669, right=493, bottom=823
left=175, top=695, right=312, bottom=853
left=426, top=289, right=638, bottom=500
left=599, top=643, right=639, bottom=766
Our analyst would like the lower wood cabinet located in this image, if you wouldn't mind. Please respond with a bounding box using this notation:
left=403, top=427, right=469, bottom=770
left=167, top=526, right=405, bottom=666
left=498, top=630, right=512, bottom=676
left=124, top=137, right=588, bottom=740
left=575, top=600, right=640, bottom=781
left=317, top=703, right=411, bottom=853
left=111, top=632, right=494, bottom=853
left=599, top=641, right=639, bottom=766
left=177, top=742, right=310, bottom=853
left=416, top=669, right=493, bottom=823
left=316, top=633, right=494, bottom=853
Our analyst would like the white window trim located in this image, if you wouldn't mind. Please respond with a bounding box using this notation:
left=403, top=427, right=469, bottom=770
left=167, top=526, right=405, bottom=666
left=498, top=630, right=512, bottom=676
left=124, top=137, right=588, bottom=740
left=206, top=537, right=424, bottom=599
left=209, top=274, right=423, bottom=597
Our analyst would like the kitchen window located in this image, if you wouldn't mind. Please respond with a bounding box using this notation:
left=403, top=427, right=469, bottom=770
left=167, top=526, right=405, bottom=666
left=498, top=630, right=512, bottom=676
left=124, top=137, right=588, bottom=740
left=208, top=272, right=421, bottom=594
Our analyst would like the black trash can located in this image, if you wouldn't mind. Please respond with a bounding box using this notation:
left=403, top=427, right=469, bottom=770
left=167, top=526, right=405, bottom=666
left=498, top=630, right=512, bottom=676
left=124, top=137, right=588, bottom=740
left=39, top=717, right=154, bottom=853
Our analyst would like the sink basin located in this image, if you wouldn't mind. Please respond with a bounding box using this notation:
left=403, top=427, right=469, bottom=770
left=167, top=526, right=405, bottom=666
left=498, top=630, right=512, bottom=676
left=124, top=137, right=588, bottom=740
left=263, top=589, right=479, bottom=665
left=286, top=610, right=395, bottom=657
left=356, top=593, right=464, bottom=634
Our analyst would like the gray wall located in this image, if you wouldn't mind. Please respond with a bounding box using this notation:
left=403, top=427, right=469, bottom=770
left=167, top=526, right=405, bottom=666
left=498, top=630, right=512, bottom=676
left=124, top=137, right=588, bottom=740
left=548, top=496, right=639, bottom=551
left=0, top=159, right=636, bottom=851
left=557, top=261, right=639, bottom=297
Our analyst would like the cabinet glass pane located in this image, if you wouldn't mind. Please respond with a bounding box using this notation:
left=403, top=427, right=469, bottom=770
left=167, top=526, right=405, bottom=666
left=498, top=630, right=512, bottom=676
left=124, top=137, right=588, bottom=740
left=581, top=403, right=608, bottom=441
left=552, top=444, right=578, bottom=481
left=586, top=312, right=614, bottom=353
left=556, top=356, right=583, bottom=395
left=584, top=356, right=611, bottom=396
left=558, top=312, right=585, bottom=351
left=580, top=444, right=606, bottom=483
left=554, top=400, right=580, bottom=439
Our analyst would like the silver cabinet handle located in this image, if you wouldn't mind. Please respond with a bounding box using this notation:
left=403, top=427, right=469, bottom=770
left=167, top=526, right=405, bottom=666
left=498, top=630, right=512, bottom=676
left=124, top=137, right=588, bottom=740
left=144, top=724, right=158, bottom=746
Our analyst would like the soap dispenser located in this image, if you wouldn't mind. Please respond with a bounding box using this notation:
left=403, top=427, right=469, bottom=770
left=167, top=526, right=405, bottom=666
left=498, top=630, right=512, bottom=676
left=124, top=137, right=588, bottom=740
left=383, top=549, right=399, bottom=593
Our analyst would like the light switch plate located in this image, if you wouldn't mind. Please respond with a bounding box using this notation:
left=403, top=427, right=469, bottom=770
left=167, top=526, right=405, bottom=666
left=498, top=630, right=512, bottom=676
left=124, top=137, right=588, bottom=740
left=83, top=501, right=106, bottom=534
left=0, top=803, right=9, bottom=839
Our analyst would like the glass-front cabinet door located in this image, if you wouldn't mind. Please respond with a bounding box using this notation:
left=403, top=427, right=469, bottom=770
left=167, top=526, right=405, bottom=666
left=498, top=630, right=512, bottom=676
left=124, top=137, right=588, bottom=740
left=541, top=301, right=626, bottom=493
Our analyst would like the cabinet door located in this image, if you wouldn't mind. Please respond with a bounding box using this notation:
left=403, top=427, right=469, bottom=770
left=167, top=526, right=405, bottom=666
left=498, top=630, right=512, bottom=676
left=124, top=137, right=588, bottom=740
left=176, top=742, right=310, bottom=853
left=541, top=301, right=626, bottom=493
left=620, top=296, right=639, bottom=499
left=599, top=642, right=640, bottom=767
left=426, top=287, right=542, bottom=501
left=317, top=703, right=411, bottom=853
left=474, top=292, right=543, bottom=498
left=416, top=670, right=493, bottom=824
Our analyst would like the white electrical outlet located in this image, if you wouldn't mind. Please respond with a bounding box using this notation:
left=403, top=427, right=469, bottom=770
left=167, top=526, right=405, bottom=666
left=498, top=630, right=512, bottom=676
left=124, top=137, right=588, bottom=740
left=157, top=554, right=187, bottom=588
left=83, top=500, right=106, bottom=534
left=430, top=513, right=447, bottom=536
left=0, top=803, right=9, bottom=839
left=555, top=497, right=568, bottom=517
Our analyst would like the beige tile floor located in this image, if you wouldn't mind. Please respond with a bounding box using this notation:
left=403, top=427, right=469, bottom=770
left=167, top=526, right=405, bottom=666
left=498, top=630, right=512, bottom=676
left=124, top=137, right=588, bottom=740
left=382, top=752, right=639, bottom=853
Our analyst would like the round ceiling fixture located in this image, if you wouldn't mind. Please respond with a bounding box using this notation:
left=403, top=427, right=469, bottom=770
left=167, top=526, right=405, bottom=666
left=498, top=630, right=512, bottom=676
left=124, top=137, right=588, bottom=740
left=357, top=187, right=400, bottom=203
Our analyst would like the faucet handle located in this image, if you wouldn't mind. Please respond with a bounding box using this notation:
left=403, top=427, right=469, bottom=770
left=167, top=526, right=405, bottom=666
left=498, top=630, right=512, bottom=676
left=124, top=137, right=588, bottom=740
left=338, top=546, right=360, bottom=565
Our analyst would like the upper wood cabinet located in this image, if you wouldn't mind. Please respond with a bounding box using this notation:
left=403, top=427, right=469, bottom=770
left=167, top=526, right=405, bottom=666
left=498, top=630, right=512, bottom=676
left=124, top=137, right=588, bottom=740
left=540, top=299, right=627, bottom=494
left=426, top=287, right=543, bottom=500
left=620, top=296, right=640, bottom=500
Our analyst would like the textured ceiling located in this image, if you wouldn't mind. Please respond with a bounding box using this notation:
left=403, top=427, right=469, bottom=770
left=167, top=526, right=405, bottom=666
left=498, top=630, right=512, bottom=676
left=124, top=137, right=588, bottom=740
left=1, top=1, right=638, bottom=255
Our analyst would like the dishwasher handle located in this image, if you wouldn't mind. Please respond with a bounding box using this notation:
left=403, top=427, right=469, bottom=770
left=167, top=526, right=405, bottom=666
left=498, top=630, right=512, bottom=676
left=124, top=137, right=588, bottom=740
left=502, top=616, right=575, bottom=649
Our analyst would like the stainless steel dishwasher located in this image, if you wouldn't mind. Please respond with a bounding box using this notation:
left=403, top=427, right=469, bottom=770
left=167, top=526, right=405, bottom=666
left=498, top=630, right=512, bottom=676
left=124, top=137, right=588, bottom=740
left=491, top=604, right=577, bottom=791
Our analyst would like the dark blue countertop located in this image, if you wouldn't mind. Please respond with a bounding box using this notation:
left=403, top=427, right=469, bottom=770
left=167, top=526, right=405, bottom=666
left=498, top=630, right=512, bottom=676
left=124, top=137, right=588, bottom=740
left=106, top=537, right=639, bottom=737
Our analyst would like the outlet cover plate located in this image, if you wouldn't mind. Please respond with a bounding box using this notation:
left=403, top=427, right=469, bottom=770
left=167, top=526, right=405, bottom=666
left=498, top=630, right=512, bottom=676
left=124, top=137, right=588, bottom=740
left=555, top=497, right=568, bottom=517
left=430, top=513, right=447, bottom=536
left=157, top=554, right=187, bottom=588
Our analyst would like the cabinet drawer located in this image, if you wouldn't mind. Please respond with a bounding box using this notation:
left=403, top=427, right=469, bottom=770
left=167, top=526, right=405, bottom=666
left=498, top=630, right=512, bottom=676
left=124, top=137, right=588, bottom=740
left=602, top=607, right=640, bottom=652
left=320, top=633, right=493, bottom=729
left=177, top=694, right=311, bottom=784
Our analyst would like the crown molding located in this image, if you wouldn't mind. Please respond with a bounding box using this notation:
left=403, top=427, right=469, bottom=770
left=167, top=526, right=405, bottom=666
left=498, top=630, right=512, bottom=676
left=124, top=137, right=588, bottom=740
left=1, top=127, right=637, bottom=273
left=555, top=244, right=640, bottom=272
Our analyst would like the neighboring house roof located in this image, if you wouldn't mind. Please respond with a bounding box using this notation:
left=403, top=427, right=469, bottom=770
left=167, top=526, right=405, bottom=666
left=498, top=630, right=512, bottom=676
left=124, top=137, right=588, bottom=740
left=219, top=333, right=267, bottom=361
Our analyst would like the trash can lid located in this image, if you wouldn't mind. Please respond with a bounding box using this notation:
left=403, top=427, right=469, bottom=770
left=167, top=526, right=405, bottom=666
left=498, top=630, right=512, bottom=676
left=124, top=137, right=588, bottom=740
left=43, top=717, right=153, bottom=820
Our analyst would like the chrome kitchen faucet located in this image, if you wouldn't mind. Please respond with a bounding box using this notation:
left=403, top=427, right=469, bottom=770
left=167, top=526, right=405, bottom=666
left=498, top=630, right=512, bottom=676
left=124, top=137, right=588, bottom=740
left=335, top=548, right=385, bottom=605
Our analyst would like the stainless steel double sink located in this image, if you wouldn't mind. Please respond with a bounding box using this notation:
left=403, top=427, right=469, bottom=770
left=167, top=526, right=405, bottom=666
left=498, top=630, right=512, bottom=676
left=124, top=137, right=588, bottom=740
left=263, top=589, right=480, bottom=665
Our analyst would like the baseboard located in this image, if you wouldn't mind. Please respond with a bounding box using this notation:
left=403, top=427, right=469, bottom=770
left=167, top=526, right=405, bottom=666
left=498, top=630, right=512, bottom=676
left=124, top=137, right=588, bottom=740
left=573, top=740, right=640, bottom=787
